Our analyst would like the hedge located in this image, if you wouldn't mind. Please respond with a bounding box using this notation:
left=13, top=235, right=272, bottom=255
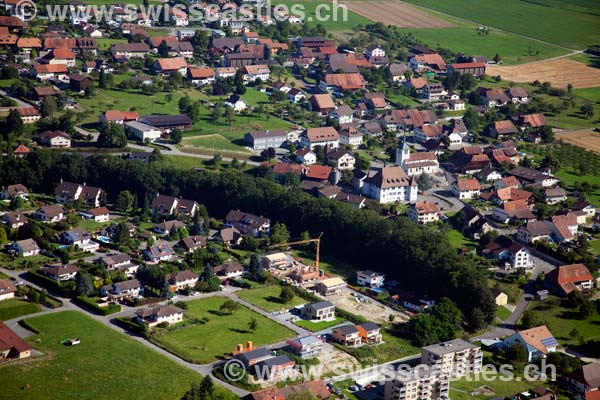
left=113, top=317, right=149, bottom=337
left=74, top=296, right=121, bottom=315
left=26, top=270, right=74, bottom=297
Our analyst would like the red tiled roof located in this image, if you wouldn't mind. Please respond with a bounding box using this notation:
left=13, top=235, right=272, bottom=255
left=306, top=165, right=333, bottom=180
left=457, top=178, right=480, bottom=191
left=323, top=73, right=365, bottom=90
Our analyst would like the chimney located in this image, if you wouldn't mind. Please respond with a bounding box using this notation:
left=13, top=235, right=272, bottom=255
left=246, top=341, right=252, bottom=349
left=236, top=344, right=243, bottom=352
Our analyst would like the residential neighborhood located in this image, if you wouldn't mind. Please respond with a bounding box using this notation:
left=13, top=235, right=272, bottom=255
left=0, top=1, right=599, bottom=400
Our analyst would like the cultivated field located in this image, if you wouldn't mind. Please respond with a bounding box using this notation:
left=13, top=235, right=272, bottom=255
left=402, top=0, right=600, bottom=49
left=556, top=130, right=600, bottom=154
left=487, top=59, right=600, bottom=89
left=326, top=288, right=406, bottom=324
left=342, top=1, right=454, bottom=28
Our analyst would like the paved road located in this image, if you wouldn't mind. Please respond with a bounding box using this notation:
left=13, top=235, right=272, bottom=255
left=0, top=267, right=251, bottom=397
left=0, top=88, right=34, bottom=108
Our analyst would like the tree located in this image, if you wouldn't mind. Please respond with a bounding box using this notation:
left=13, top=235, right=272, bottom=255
left=211, top=103, right=223, bottom=122
left=270, top=222, right=290, bottom=245
left=28, top=287, right=40, bottom=303
left=506, top=343, right=527, bottom=363
left=580, top=102, right=594, bottom=119
left=579, top=298, right=596, bottom=319
left=5, top=109, right=23, bottom=135
left=158, top=40, right=170, bottom=58
left=98, top=122, right=127, bottom=148
left=75, top=272, right=94, bottom=296
left=99, top=69, right=107, bottom=89
left=0, top=226, right=7, bottom=244
left=117, top=190, right=134, bottom=211
left=225, top=106, right=235, bottom=126
left=219, top=299, right=240, bottom=314
left=539, top=126, right=554, bottom=143
left=462, top=108, right=479, bottom=131
left=416, top=173, right=433, bottom=191
left=279, top=286, right=295, bottom=303
left=170, top=128, right=182, bottom=144
left=39, top=289, right=47, bottom=304
left=248, top=317, right=258, bottom=333
left=520, top=309, right=542, bottom=329
left=182, top=375, right=216, bottom=400
left=41, top=96, right=57, bottom=117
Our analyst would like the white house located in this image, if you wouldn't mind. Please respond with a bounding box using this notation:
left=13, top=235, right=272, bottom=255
left=300, top=127, right=339, bottom=150
left=358, top=166, right=418, bottom=204
left=365, top=45, right=385, bottom=60
left=43, top=264, right=80, bottom=281
left=136, top=305, right=184, bottom=327
left=327, top=149, right=355, bottom=170
left=165, top=270, right=199, bottom=292
left=0, top=279, right=16, bottom=301
left=242, top=64, right=270, bottom=83
left=125, top=120, right=162, bottom=142
left=296, top=149, right=317, bottom=165
left=502, top=326, right=557, bottom=362
left=80, top=207, right=110, bottom=222
left=395, top=139, right=439, bottom=176
left=34, top=204, right=65, bottom=223
left=453, top=178, right=481, bottom=200
left=356, top=270, right=385, bottom=288
left=408, top=201, right=440, bottom=224
left=224, top=95, right=247, bottom=112
left=10, top=239, right=40, bottom=257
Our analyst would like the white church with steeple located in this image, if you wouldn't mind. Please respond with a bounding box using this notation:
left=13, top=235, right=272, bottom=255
left=395, top=132, right=440, bottom=177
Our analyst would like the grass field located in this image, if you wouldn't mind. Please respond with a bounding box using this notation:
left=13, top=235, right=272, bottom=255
left=152, top=297, right=295, bottom=364
left=402, top=0, right=600, bottom=49
left=574, top=87, right=600, bottom=102
left=526, top=296, right=600, bottom=348
left=450, top=375, right=541, bottom=400
left=569, top=53, right=600, bottom=68
left=0, top=311, right=237, bottom=400
left=446, top=229, right=477, bottom=249
left=401, top=26, right=567, bottom=65
left=294, top=317, right=345, bottom=331
left=0, top=298, right=40, bottom=320
left=78, top=88, right=206, bottom=124
left=340, top=326, right=420, bottom=364
left=236, top=285, right=306, bottom=312
left=279, top=1, right=372, bottom=30
left=556, top=169, right=600, bottom=207
left=496, top=305, right=511, bottom=321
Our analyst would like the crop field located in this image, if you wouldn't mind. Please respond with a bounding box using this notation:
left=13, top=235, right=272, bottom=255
left=342, top=1, right=454, bottom=28
left=402, top=0, right=600, bottom=49
left=402, top=26, right=567, bottom=65
left=556, top=131, right=600, bottom=155
left=279, top=1, right=372, bottom=30
left=487, top=59, right=600, bottom=89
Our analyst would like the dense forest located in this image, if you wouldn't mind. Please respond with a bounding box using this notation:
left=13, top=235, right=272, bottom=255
left=0, top=151, right=496, bottom=329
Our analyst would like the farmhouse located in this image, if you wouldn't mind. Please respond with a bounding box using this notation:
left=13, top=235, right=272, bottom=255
left=545, top=263, right=593, bottom=297
left=300, top=127, right=339, bottom=150
left=319, top=73, right=365, bottom=92
left=140, top=114, right=192, bottom=132
left=447, top=62, right=486, bottom=76
left=39, top=130, right=71, bottom=148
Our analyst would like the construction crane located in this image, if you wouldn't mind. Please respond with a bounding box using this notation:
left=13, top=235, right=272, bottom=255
left=268, top=233, right=323, bottom=271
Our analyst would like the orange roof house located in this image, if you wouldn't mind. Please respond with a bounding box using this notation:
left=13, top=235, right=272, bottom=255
left=545, top=263, right=593, bottom=296
left=321, top=73, right=365, bottom=91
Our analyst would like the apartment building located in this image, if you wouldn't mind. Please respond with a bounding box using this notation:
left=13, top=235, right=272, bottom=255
left=421, top=339, right=482, bottom=378
left=384, top=367, right=449, bottom=400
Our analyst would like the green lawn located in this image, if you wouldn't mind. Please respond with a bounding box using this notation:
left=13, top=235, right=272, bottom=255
left=556, top=169, right=600, bottom=207
left=279, top=1, right=372, bottom=30
left=152, top=297, right=295, bottom=364
left=400, top=26, right=567, bottom=65
left=450, top=375, right=542, bottom=400
left=236, top=285, right=306, bottom=312
left=496, top=305, right=511, bottom=321
left=77, top=88, right=207, bottom=124
left=589, top=240, right=600, bottom=257
left=569, top=53, right=600, bottom=68
left=403, top=0, right=600, bottom=49
left=291, top=250, right=358, bottom=280
left=181, top=134, right=251, bottom=153
left=242, top=88, right=271, bottom=107
left=340, top=326, right=420, bottom=364
left=294, top=317, right=345, bottom=332
left=525, top=296, right=600, bottom=348
left=446, top=229, right=477, bottom=249
left=0, top=311, right=236, bottom=400
left=0, top=298, right=40, bottom=320
left=96, top=37, right=127, bottom=50
left=573, top=87, right=600, bottom=102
